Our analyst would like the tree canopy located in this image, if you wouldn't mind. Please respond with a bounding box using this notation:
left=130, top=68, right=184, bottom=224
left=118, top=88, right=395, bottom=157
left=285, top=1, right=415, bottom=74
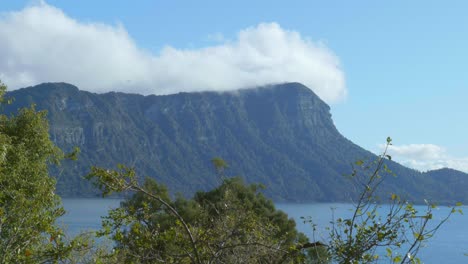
left=0, top=81, right=86, bottom=263
left=87, top=164, right=325, bottom=263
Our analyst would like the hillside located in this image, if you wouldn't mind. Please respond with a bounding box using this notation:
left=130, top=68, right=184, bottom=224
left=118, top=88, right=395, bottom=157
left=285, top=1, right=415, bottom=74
left=5, top=82, right=467, bottom=203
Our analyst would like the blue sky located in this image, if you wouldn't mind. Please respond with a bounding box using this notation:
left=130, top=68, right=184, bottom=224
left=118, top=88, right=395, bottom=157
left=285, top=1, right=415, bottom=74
left=2, top=0, right=468, bottom=172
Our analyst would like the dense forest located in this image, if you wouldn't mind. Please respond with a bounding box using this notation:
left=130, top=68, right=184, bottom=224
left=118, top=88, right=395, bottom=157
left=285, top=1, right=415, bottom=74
left=4, top=82, right=468, bottom=204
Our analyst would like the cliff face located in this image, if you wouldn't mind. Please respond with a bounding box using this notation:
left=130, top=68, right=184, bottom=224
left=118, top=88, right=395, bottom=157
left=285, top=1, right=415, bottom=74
left=5, top=82, right=468, bottom=203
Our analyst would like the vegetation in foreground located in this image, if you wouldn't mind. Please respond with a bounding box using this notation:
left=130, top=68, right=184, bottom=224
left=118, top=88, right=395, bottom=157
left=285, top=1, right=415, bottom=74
left=0, top=80, right=461, bottom=263
left=86, top=163, right=326, bottom=263
left=0, top=81, right=88, bottom=262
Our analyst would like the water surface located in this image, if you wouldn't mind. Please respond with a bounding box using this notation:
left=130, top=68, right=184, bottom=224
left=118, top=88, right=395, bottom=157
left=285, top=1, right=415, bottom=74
left=61, top=199, right=467, bottom=263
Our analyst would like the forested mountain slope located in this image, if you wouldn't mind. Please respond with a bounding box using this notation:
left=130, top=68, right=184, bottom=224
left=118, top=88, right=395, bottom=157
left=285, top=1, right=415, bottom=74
left=6, top=82, right=467, bottom=203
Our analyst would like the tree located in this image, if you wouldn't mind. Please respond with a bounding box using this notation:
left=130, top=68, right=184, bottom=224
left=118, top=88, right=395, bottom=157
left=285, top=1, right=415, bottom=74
left=323, top=137, right=461, bottom=263
left=86, top=135, right=459, bottom=263
left=0, top=81, right=86, bottom=263
left=86, top=163, right=322, bottom=263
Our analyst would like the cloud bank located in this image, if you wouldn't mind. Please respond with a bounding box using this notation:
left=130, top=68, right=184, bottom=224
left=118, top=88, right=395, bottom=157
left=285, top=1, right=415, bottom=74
left=383, top=144, right=468, bottom=173
left=0, top=2, right=346, bottom=103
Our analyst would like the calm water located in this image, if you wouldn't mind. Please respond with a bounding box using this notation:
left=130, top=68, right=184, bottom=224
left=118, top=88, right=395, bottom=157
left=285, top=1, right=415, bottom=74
left=59, top=198, right=122, bottom=236
left=276, top=203, right=467, bottom=263
left=61, top=199, right=466, bottom=263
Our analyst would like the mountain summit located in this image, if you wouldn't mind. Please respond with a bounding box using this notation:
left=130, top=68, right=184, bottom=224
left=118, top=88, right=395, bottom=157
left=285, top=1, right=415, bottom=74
left=6, top=82, right=468, bottom=203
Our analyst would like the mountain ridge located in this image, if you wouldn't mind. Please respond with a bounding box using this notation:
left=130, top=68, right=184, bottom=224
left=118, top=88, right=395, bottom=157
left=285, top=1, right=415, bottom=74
left=5, top=82, right=468, bottom=203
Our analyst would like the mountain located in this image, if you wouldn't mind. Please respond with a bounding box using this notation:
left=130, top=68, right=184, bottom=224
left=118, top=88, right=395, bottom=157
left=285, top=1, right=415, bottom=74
left=5, top=82, right=468, bottom=203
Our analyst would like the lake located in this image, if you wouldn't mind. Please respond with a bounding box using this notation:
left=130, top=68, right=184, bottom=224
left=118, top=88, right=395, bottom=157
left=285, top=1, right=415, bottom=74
left=60, top=199, right=466, bottom=263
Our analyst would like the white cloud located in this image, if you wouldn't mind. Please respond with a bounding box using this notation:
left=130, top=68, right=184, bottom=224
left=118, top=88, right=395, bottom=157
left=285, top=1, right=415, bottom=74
left=0, top=2, right=346, bottom=103
left=380, top=144, right=468, bottom=173
left=387, top=144, right=446, bottom=160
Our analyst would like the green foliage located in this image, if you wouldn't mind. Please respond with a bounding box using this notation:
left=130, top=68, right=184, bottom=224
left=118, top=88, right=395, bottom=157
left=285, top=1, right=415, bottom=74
left=323, top=138, right=462, bottom=264
left=211, top=157, right=228, bottom=171
left=87, top=161, right=322, bottom=263
left=0, top=81, right=89, bottom=262
left=86, top=140, right=461, bottom=263
left=211, top=157, right=228, bottom=179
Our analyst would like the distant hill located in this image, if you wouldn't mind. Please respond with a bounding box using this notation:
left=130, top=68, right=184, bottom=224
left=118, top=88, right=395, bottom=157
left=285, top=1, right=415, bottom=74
left=5, top=82, right=468, bottom=203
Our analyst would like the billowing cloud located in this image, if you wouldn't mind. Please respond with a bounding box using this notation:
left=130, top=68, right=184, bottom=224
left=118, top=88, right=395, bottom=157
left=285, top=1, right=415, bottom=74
left=0, top=2, right=346, bottom=103
left=381, top=144, right=468, bottom=173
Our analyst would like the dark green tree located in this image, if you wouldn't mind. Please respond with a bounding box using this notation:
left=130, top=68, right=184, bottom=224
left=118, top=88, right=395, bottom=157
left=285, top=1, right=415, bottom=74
left=86, top=162, right=321, bottom=263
